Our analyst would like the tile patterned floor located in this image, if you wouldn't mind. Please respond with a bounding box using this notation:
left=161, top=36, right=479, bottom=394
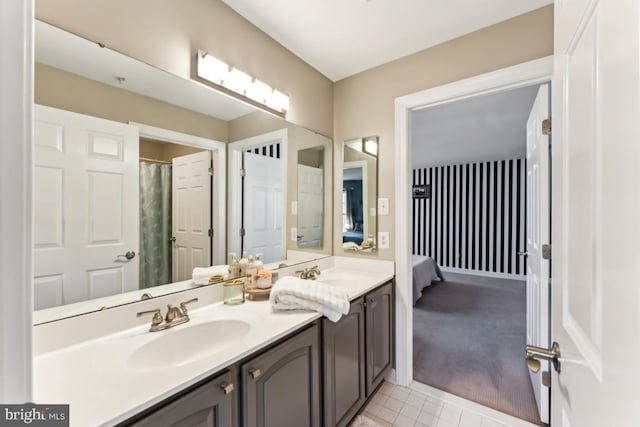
left=356, top=382, right=512, bottom=427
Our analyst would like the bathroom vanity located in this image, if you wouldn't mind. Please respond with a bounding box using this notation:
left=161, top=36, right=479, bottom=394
left=33, top=257, right=394, bottom=427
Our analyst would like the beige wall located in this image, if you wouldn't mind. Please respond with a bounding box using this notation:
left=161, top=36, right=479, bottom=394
left=140, top=138, right=204, bottom=162
left=333, top=5, right=554, bottom=260
left=35, top=63, right=228, bottom=141
left=35, top=0, right=334, bottom=137
left=229, top=112, right=333, bottom=256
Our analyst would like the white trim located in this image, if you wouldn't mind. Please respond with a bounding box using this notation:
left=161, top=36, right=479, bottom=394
left=343, top=160, right=368, bottom=237
left=439, top=266, right=526, bottom=281
left=394, top=56, right=553, bottom=386
left=131, top=122, right=227, bottom=266
left=0, top=0, right=33, bottom=403
left=228, top=129, right=288, bottom=259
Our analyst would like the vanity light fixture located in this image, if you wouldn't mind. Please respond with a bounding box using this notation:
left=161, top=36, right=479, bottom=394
left=196, top=50, right=290, bottom=117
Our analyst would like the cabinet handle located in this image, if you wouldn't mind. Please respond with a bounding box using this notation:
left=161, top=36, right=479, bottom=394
left=221, top=382, right=235, bottom=395
left=367, top=296, right=375, bottom=305
left=249, top=368, right=261, bottom=379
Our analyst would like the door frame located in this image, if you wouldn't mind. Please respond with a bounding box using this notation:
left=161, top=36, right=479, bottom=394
left=0, top=0, right=33, bottom=403
left=228, top=129, right=288, bottom=260
left=393, top=56, right=553, bottom=387
left=131, top=122, right=227, bottom=265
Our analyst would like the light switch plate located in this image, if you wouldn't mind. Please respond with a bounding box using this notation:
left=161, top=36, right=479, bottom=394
left=378, top=231, right=390, bottom=249
left=291, top=201, right=298, bottom=215
left=291, top=228, right=298, bottom=242
left=378, top=198, right=389, bottom=215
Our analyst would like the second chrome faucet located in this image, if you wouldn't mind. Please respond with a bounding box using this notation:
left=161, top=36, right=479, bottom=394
left=137, top=297, right=198, bottom=332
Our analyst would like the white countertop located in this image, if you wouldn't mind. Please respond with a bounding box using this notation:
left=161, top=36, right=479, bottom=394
left=33, top=257, right=394, bottom=426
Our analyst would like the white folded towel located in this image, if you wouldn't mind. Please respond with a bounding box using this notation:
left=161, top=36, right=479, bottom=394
left=192, top=265, right=229, bottom=285
left=269, top=276, right=350, bottom=322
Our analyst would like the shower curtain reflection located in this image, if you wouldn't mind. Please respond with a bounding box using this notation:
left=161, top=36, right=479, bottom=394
left=139, top=161, right=172, bottom=288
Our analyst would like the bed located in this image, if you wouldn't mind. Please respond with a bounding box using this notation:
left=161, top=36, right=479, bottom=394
left=412, top=255, right=443, bottom=304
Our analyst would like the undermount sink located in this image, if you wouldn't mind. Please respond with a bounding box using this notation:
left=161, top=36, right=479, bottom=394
left=128, top=318, right=251, bottom=371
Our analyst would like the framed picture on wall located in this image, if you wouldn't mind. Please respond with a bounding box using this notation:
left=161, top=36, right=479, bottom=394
left=412, top=184, right=430, bottom=199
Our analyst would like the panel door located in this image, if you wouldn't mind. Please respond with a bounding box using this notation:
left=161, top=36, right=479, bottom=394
left=551, top=0, right=640, bottom=425
left=365, top=282, right=394, bottom=395
left=242, top=324, right=320, bottom=427
left=243, top=152, right=283, bottom=263
left=297, top=164, right=323, bottom=247
left=33, top=105, right=139, bottom=309
left=323, top=298, right=366, bottom=427
left=128, top=370, right=235, bottom=427
left=525, top=83, right=551, bottom=423
left=172, top=150, right=211, bottom=282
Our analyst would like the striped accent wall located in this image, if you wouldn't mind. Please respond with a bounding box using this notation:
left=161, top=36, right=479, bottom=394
left=246, top=142, right=281, bottom=159
left=412, top=159, right=527, bottom=276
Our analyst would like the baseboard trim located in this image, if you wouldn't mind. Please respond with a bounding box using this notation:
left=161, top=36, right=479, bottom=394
left=409, top=381, right=541, bottom=427
left=440, top=266, right=526, bottom=281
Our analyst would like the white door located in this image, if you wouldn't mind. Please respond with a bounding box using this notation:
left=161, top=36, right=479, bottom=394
left=551, top=1, right=640, bottom=426
left=243, top=151, right=283, bottom=263
left=33, top=105, right=139, bottom=309
left=297, top=164, right=323, bottom=247
left=172, top=151, right=211, bottom=282
left=525, top=84, right=550, bottom=424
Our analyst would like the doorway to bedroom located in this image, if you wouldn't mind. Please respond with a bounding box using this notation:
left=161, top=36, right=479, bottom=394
left=409, top=83, right=551, bottom=425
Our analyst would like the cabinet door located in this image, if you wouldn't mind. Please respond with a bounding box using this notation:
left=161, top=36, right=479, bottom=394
left=365, top=281, right=394, bottom=395
left=242, top=324, right=320, bottom=427
left=323, top=298, right=366, bottom=427
left=129, top=370, right=236, bottom=427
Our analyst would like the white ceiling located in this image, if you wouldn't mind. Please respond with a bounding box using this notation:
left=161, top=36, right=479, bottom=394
left=222, top=0, right=552, bottom=81
left=411, top=85, right=541, bottom=168
left=35, top=21, right=256, bottom=122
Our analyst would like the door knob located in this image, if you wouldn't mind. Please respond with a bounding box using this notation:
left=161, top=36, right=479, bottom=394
left=170, top=236, right=176, bottom=243
left=517, top=251, right=528, bottom=257
left=526, top=342, right=561, bottom=373
left=117, top=251, right=136, bottom=260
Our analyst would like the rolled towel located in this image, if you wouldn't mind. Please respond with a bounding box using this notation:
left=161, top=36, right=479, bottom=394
left=192, top=265, right=229, bottom=285
left=269, top=276, right=350, bottom=322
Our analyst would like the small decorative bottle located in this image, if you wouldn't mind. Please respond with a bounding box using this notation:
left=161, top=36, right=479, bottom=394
left=253, top=254, right=263, bottom=274
left=239, top=251, right=249, bottom=276
left=228, top=254, right=240, bottom=277
left=246, top=256, right=257, bottom=290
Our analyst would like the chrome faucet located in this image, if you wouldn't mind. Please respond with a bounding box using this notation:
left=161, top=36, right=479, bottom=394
left=137, top=297, right=198, bottom=332
left=296, top=265, right=321, bottom=280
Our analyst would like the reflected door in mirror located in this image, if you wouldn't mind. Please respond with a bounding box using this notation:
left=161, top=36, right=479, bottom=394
left=33, top=105, right=140, bottom=309
left=171, top=151, right=212, bottom=282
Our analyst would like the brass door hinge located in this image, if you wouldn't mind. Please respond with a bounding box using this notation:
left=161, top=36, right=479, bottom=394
left=208, top=229, right=213, bottom=237
left=542, top=244, right=551, bottom=260
left=542, top=118, right=552, bottom=135
left=240, top=168, right=246, bottom=177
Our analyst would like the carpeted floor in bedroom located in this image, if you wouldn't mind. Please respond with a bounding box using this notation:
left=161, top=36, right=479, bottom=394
left=413, top=272, right=544, bottom=426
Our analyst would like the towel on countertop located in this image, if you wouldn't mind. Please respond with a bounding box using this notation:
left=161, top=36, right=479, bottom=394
left=270, top=276, right=350, bottom=322
left=192, top=265, right=229, bottom=285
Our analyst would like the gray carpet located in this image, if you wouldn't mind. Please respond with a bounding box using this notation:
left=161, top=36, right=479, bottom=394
left=413, top=272, right=543, bottom=425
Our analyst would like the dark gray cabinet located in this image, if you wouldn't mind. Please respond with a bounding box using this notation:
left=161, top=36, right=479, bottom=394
left=365, top=281, right=394, bottom=395
left=127, top=370, right=236, bottom=427
left=323, top=297, right=367, bottom=427
left=323, top=281, right=394, bottom=427
left=241, top=324, right=321, bottom=427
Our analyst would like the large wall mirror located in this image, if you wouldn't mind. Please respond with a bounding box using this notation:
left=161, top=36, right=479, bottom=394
left=342, top=136, right=378, bottom=253
left=32, top=20, right=332, bottom=324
